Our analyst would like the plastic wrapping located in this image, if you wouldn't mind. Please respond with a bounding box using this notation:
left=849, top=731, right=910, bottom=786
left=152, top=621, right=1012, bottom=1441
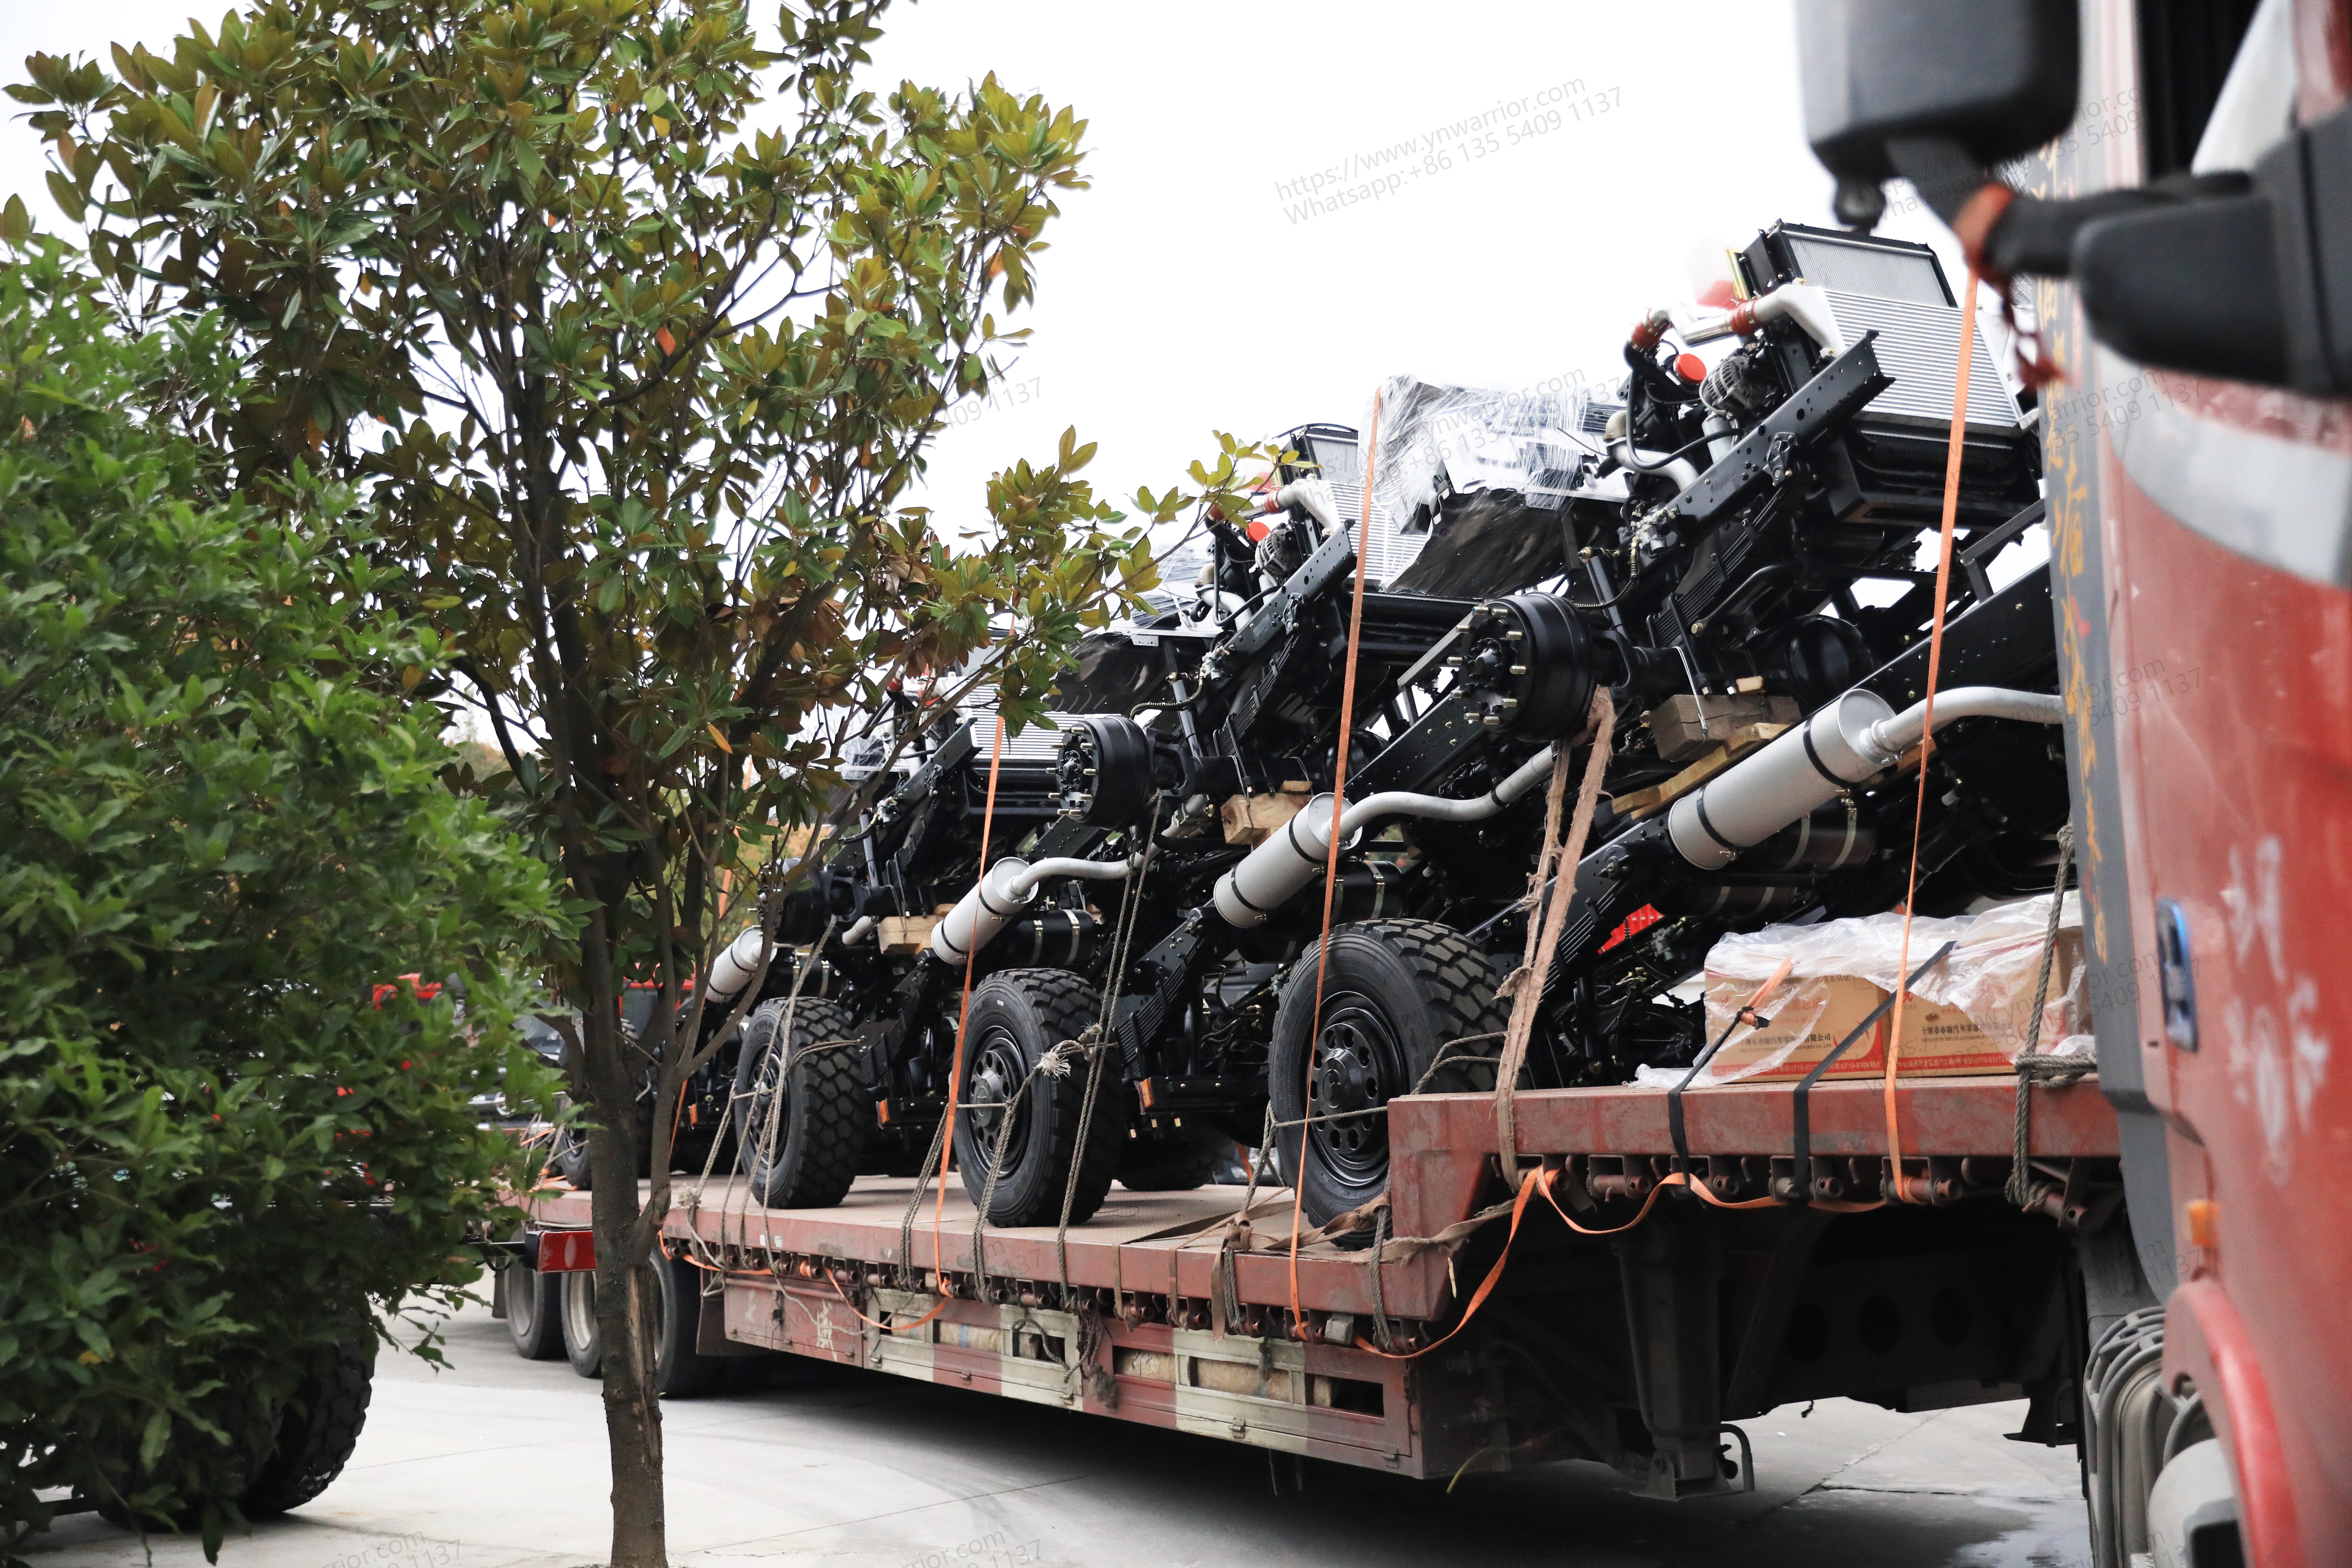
left=1364, top=372, right=1609, bottom=536
left=1640, top=892, right=2090, bottom=1088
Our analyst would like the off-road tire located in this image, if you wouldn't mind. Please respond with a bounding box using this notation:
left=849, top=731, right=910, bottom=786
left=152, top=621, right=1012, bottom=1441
left=505, top=1249, right=566, bottom=1361
left=1270, top=918, right=1510, bottom=1229
left=953, top=968, right=1127, bottom=1227
left=237, top=1339, right=376, bottom=1516
left=561, top=1269, right=602, bottom=1378
left=548, top=1088, right=659, bottom=1190
left=550, top=1020, right=659, bottom=1190
left=1117, top=1119, right=1233, bottom=1192
left=736, top=996, right=868, bottom=1209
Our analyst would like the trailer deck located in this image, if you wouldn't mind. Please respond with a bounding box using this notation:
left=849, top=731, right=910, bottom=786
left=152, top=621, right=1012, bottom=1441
left=527, top=1074, right=2118, bottom=1485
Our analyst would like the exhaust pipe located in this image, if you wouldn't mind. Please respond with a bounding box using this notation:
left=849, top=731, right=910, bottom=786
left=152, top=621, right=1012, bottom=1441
left=1666, top=686, right=2064, bottom=870
left=929, top=854, right=1139, bottom=965
left=1214, top=746, right=1562, bottom=928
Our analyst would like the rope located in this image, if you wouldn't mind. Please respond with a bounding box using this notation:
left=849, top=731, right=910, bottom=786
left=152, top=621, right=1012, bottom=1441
left=2009, top=824, right=2085, bottom=1208
left=1365, top=1205, right=1393, bottom=1351
left=896, top=1112, right=953, bottom=1289
left=1494, top=690, right=1616, bottom=1170
left=969, top=1030, right=1108, bottom=1289
left=1885, top=259, right=1984, bottom=1204
left=679, top=906, right=832, bottom=1276
left=1290, top=386, right=1383, bottom=1336
left=1056, top=793, right=1163, bottom=1299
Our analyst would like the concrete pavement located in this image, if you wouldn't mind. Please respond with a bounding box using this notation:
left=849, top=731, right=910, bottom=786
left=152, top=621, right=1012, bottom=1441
left=29, top=1295, right=2089, bottom=1568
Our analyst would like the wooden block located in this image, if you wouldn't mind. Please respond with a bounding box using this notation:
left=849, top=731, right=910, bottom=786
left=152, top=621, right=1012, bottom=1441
left=1610, top=722, right=1790, bottom=821
left=1221, top=785, right=1314, bottom=847
left=1646, top=692, right=1801, bottom=764
left=878, top=915, right=941, bottom=955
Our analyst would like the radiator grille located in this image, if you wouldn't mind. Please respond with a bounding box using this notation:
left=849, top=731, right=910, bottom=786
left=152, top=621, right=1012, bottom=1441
left=1820, top=289, right=2021, bottom=432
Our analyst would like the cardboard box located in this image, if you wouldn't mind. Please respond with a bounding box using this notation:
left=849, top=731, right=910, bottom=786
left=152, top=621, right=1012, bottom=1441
left=1221, top=784, right=1315, bottom=847
left=1703, top=974, right=2018, bottom=1082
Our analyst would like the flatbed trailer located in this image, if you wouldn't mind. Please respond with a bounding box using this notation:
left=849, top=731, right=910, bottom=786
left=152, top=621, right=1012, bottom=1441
left=523, top=1072, right=2119, bottom=1496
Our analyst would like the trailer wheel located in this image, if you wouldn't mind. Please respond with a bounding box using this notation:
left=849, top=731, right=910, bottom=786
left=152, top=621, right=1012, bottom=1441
left=505, top=1249, right=566, bottom=1362
left=953, top=968, right=1127, bottom=1226
left=1270, top=918, right=1510, bottom=1229
left=736, top=996, right=868, bottom=1209
left=237, top=1338, right=376, bottom=1517
left=1117, top=1120, right=1232, bottom=1191
left=651, top=1248, right=729, bottom=1398
left=561, top=1269, right=602, bottom=1378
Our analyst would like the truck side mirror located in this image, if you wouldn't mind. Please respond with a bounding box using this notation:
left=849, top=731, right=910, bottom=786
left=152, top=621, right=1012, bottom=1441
left=1799, top=0, right=2079, bottom=226
left=2074, top=105, right=2352, bottom=394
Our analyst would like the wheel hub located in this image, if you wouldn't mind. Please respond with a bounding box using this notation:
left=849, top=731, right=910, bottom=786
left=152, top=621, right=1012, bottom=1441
left=965, top=1031, right=1030, bottom=1170
left=1309, top=996, right=1403, bottom=1180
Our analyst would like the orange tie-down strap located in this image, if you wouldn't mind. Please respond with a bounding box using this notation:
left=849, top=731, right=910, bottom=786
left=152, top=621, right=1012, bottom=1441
left=1883, top=260, right=1985, bottom=1203
left=1291, top=387, right=1384, bottom=1335
left=934, top=713, right=1008, bottom=1257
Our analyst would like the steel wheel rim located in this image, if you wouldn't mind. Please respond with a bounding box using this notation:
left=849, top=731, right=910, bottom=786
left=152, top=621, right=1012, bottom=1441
left=564, top=1272, right=596, bottom=1352
left=510, top=1264, right=539, bottom=1338
left=743, top=1019, right=790, bottom=1165
left=1308, top=989, right=1405, bottom=1190
left=965, top=1026, right=1031, bottom=1176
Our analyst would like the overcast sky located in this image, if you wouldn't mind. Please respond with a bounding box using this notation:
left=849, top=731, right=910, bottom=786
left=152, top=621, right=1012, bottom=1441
left=0, top=0, right=1982, bottom=534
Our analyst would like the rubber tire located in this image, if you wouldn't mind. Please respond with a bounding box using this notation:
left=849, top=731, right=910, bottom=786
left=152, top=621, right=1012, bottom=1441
left=736, top=996, right=869, bottom=1209
left=651, top=1250, right=729, bottom=1398
left=506, top=1256, right=566, bottom=1361
left=953, top=968, right=1127, bottom=1227
left=549, top=1090, right=661, bottom=1190
left=1269, top=919, right=1510, bottom=1229
left=1118, top=1120, right=1233, bottom=1191
left=561, top=1269, right=602, bottom=1378
left=238, top=1339, right=376, bottom=1517
left=551, top=1021, right=658, bottom=1190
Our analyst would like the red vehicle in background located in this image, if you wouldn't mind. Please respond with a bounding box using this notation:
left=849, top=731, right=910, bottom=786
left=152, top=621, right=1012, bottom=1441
left=1801, top=1, right=2351, bottom=1563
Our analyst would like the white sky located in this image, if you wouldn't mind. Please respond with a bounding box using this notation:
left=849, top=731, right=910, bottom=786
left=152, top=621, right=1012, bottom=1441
left=0, top=0, right=1987, bottom=534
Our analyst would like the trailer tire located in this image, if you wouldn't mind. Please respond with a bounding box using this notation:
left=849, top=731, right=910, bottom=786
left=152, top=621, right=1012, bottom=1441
left=505, top=1252, right=566, bottom=1362
left=651, top=1249, right=729, bottom=1398
left=237, top=1338, right=376, bottom=1517
left=954, top=968, right=1127, bottom=1226
left=1270, top=918, right=1509, bottom=1230
left=561, top=1269, right=602, bottom=1378
left=1118, top=1120, right=1232, bottom=1191
left=737, top=996, right=868, bottom=1210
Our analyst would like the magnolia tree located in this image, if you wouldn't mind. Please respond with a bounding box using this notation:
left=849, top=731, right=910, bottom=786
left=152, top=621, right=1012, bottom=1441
left=6, top=3, right=1241, bottom=1560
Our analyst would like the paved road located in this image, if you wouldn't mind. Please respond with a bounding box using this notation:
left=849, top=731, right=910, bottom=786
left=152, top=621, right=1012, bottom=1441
left=32, top=1296, right=2088, bottom=1568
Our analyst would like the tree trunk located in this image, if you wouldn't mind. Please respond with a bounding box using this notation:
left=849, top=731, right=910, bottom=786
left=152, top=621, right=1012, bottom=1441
left=587, top=1076, right=666, bottom=1566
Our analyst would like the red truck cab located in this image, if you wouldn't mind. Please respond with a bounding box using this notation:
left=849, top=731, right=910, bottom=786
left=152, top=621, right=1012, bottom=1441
left=1801, top=2, right=2352, bottom=1562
